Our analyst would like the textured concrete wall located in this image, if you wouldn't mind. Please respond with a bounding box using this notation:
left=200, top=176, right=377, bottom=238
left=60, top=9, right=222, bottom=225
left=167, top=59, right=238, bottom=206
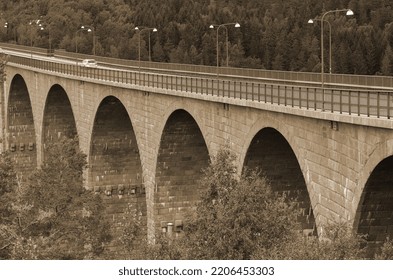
left=4, top=65, right=393, bottom=250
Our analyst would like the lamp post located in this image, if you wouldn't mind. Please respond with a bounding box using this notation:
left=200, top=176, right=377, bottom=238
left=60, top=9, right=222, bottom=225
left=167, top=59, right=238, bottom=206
left=134, top=26, right=158, bottom=69
left=77, top=25, right=96, bottom=55
left=209, top=22, right=240, bottom=70
left=319, top=9, right=353, bottom=89
left=75, top=28, right=83, bottom=53
left=29, top=19, right=44, bottom=58
left=308, top=18, right=332, bottom=74
left=316, top=9, right=354, bottom=111
left=29, top=19, right=44, bottom=48
left=3, top=21, right=16, bottom=43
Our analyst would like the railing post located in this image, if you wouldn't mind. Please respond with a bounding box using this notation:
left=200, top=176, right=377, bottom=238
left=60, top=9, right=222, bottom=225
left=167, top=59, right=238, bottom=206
left=233, top=81, right=236, bottom=99
left=388, top=93, right=391, bottom=119
left=357, top=91, right=360, bottom=116
left=306, top=87, right=309, bottom=110
left=252, top=82, right=254, bottom=101
left=367, top=91, right=370, bottom=117
left=340, top=90, right=342, bottom=114
left=299, top=87, right=302, bottom=109
left=239, top=81, right=242, bottom=100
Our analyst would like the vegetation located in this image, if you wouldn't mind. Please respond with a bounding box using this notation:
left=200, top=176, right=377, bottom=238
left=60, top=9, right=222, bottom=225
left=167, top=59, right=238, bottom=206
left=0, top=0, right=392, bottom=75
left=0, top=137, right=110, bottom=259
left=122, top=148, right=388, bottom=260
left=1, top=141, right=392, bottom=260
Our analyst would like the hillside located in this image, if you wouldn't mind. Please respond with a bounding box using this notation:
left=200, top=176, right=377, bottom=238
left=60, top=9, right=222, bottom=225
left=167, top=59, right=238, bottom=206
left=0, top=0, right=392, bottom=75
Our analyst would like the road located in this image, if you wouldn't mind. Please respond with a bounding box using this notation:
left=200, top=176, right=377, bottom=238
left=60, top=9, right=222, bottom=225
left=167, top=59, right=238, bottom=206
left=3, top=46, right=392, bottom=119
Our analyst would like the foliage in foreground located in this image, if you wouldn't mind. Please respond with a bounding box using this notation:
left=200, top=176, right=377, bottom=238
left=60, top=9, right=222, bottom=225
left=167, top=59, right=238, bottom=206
left=0, top=137, right=111, bottom=259
left=125, top=148, right=391, bottom=260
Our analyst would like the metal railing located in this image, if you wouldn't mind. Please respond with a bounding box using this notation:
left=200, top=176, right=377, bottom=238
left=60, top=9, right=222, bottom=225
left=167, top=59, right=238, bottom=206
left=8, top=55, right=393, bottom=119
left=2, top=42, right=393, bottom=89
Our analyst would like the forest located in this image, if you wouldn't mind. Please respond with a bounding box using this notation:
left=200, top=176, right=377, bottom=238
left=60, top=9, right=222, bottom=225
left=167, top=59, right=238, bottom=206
left=0, top=0, right=392, bottom=75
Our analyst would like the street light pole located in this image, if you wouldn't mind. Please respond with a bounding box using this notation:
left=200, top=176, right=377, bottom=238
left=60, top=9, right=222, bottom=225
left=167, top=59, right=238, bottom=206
left=308, top=18, right=332, bottom=74
left=29, top=19, right=44, bottom=58
left=320, top=9, right=354, bottom=89
left=75, top=29, right=82, bottom=53
left=134, top=26, right=158, bottom=70
left=209, top=22, right=240, bottom=74
left=78, top=25, right=96, bottom=55
left=317, top=9, right=353, bottom=111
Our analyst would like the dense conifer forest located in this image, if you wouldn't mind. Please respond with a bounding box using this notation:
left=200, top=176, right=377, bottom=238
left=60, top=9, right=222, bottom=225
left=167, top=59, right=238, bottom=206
left=0, top=0, right=392, bottom=74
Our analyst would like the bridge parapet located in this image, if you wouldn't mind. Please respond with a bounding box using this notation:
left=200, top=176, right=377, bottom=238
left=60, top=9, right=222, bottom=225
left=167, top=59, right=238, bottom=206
left=8, top=55, right=393, bottom=125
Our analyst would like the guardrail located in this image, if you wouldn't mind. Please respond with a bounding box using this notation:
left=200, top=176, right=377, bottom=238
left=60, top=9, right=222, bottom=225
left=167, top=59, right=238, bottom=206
left=8, top=55, right=393, bottom=120
left=2, top=42, right=393, bottom=89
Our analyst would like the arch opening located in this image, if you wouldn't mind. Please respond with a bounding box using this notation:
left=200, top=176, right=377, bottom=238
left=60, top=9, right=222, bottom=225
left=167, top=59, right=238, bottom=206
left=89, top=96, right=145, bottom=257
left=356, top=155, right=393, bottom=252
left=155, top=109, right=209, bottom=232
left=43, top=84, right=77, bottom=149
left=7, top=74, right=37, bottom=176
left=243, top=127, right=316, bottom=235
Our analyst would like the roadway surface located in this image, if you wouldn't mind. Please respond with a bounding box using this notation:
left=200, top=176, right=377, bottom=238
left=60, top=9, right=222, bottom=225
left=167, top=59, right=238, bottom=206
left=2, top=45, right=392, bottom=120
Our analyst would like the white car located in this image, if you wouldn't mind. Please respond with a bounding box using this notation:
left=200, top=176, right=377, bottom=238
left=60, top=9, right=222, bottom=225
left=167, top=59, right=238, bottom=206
left=81, top=59, right=97, bottom=67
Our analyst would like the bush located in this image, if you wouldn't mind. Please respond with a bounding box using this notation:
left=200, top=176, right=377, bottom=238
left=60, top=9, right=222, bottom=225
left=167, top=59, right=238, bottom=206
left=157, top=148, right=300, bottom=259
left=258, top=222, right=367, bottom=260
left=1, top=137, right=111, bottom=259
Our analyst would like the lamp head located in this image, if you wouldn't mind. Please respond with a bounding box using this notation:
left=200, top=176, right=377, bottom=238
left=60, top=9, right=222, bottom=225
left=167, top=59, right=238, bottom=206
left=135, top=26, right=139, bottom=30
left=209, top=24, right=214, bottom=29
left=346, top=9, right=354, bottom=16
left=308, top=19, right=314, bottom=24
left=153, top=28, right=157, bottom=32
left=234, top=23, right=240, bottom=28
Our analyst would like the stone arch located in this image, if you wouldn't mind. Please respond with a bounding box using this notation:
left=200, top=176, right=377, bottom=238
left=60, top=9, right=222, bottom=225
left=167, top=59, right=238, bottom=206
left=242, top=126, right=316, bottom=235
left=355, top=149, right=393, bottom=251
left=154, top=100, right=212, bottom=168
left=42, top=84, right=77, bottom=154
left=155, top=109, right=210, bottom=232
left=7, top=74, right=37, bottom=176
left=89, top=95, right=143, bottom=188
left=353, top=139, right=393, bottom=225
left=89, top=95, right=146, bottom=255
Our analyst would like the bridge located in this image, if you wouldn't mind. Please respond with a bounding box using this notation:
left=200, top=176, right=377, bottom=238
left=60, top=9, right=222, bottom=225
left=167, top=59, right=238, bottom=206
left=2, top=44, right=393, bottom=254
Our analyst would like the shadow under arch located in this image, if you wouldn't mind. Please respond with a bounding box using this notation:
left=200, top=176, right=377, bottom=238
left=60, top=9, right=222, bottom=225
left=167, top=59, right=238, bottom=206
left=89, top=95, right=146, bottom=257
left=7, top=74, right=37, bottom=176
left=155, top=109, right=210, bottom=232
left=243, top=127, right=316, bottom=235
left=42, top=84, right=78, bottom=150
left=355, top=155, right=393, bottom=252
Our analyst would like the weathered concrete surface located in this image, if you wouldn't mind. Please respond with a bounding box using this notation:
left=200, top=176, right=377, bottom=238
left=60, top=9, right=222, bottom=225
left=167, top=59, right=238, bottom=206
left=4, top=64, right=393, bottom=250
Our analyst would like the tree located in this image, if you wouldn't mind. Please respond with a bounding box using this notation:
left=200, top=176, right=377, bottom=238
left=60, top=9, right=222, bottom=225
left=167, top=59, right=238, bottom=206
left=381, top=45, right=393, bottom=76
left=120, top=147, right=390, bottom=260
left=258, top=222, right=367, bottom=259
left=1, top=137, right=111, bottom=259
left=171, top=148, right=299, bottom=259
left=0, top=153, right=18, bottom=259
